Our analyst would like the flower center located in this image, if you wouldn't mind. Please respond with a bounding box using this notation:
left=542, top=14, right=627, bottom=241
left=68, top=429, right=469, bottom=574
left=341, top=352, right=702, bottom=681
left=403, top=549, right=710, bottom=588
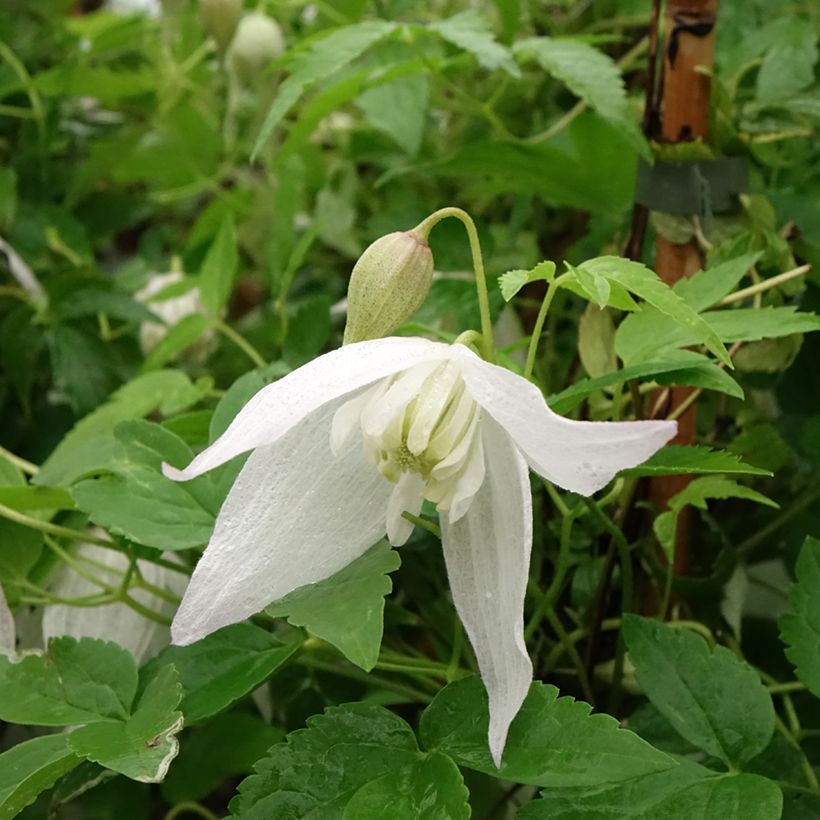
left=331, top=360, right=486, bottom=515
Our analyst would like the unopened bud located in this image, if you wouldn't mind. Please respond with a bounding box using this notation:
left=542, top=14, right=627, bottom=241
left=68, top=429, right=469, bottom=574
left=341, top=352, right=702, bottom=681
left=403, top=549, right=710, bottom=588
left=343, top=231, right=434, bottom=345
left=227, top=13, right=285, bottom=85
left=199, top=0, right=242, bottom=52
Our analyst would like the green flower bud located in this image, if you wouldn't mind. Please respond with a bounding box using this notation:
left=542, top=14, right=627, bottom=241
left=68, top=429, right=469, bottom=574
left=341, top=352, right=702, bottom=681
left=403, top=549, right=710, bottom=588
left=343, top=230, right=434, bottom=345
left=199, top=0, right=242, bottom=53
left=227, top=12, right=285, bottom=85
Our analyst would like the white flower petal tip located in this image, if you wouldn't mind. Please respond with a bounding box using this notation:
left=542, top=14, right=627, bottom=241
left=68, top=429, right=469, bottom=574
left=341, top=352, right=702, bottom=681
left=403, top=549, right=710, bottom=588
left=0, top=582, right=15, bottom=654
left=161, top=462, right=188, bottom=482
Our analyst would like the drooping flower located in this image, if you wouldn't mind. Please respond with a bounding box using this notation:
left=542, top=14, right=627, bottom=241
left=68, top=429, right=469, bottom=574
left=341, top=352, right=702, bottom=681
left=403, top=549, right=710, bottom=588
left=164, top=337, right=676, bottom=764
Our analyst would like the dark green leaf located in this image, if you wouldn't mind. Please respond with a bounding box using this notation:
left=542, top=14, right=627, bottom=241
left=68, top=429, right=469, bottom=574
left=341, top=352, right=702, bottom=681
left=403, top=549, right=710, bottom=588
left=780, top=536, right=820, bottom=698
left=142, top=624, right=300, bottom=724
left=0, top=735, right=80, bottom=820
left=622, top=616, right=775, bottom=768
left=231, top=702, right=421, bottom=818
left=420, top=677, right=674, bottom=787
left=343, top=752, right=470, bottom=820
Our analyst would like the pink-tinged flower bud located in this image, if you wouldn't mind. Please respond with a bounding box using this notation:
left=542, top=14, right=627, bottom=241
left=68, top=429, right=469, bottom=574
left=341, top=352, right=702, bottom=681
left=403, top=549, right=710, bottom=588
left=343, top=231, right=434, bottom=345
left=227, top=13, right=285, bottom=85
left=199, top=0, right=242, bottom=52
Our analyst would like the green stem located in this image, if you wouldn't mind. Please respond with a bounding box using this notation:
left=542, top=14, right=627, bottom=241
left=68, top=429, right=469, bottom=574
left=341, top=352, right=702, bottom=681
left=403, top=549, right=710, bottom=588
left=215, top=320, right=267, bottom=368
left=401, top=511, right=441, bottom=540
left=768, top=681, right=807, bottom=695
left=523, top=273, right=568, bottom=383
left=545, top=609, right=595, bottom=704
left=0, top=445, right=38, bottom=475
left=414, top=207, right=495, bottom=363
left=164, top=802, right=219, bottom=820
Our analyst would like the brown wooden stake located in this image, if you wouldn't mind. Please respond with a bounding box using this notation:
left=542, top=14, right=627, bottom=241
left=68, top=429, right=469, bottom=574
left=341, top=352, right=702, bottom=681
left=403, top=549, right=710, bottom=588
left=649, top=0, right=719, bottom=576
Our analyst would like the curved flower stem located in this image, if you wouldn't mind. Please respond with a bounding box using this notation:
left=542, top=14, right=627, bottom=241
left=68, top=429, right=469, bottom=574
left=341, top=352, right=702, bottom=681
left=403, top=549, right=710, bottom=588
left=414, top=207, right=496, bottom=363
left=523, top=272, right=568, bottom=383
left=401, top=511, right=441, bottom=540
left=214, top=319, right=267, bottom=369
left=164, top=802, right=219, bottom=820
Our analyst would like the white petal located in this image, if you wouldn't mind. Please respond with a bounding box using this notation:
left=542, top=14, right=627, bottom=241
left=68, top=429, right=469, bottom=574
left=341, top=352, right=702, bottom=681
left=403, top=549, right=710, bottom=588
left=171, top=398, right=391, bottom=646
left=0, top=582, right=14, bottom=653
left=43, top=542, right=182, bottom=665
left=447, top=428, right=486, bottom=523
left=386, top=472, right=426, bottom=546
left=164, top=337, right=451, bottom=482
left=330, top=381, right=385, bottom=456
left=455, top=348, right=677, bottom=495
left=440, top=417, right=533, bottom=768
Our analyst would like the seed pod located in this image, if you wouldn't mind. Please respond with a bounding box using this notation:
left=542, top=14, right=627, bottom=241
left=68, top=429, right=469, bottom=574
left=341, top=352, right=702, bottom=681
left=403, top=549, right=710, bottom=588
left=199, top=0, right=242, bottom=53
left=343, top=230, right=434, bottom=345
left=227, top=12, right=285, bottom=85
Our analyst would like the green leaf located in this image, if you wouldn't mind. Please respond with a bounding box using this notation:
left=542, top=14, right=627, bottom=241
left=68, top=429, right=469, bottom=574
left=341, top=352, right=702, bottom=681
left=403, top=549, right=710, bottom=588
left=621, top=446, right=771, bottom=478
left=756, top=21, right=818, bottom=103
left=653, top=477, right=777, bottom=560
left=622, top=616, right=775, bottom=768
left=428, top=11, right=519, bottom=77
left=141, top=624, right=300, bottom=724
left=55, top=286, right=159, bottom=324
left=499, top=260, right=556, bottom=301
left=199, top=214, right=238, bottom=317
left=71, top=420, right=217, bottom=551
left=266, top=541, right=400, bottom=671
left=0, top=637, right=137, bottom=726
left=0, top=735, right=80, bottom=820
left=518, top=758, right=782, bottom=820
left=140, top=314, right=212, bottom=372
left=420, top=677, right=674, bottom=787
left=674, top=252, right=762, bottom=312
left=162, top=711, right=283, bottom=804
left=68, top=664, right=183, bottom=783
left=357, top=74, right=429, bottom=155
left=514, top=37, right=649, bottom=159
left=615, top=306, right=820, bottom=366
left=253, top=21, right=397, bottom=158
left=35, top=370, right=202, bottom=487
left=570, top=257, right=732, bottom=366
left=48, top=325, right=119, bottom=416
left=343, top=752, right=470, bottom=820
left=231, top=702, right=422, bottom=818
left=0, top=485, right=75, bottom=511
left=547, top=351, right=743, bottom=415
left=780, top=536, right=820, bottom=698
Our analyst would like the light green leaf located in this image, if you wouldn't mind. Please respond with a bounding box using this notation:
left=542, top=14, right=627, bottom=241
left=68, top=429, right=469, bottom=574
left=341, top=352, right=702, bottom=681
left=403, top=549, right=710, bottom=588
left=780, top=536, right=820, bottom=698
left=519, top=757, right=782, bottom=820
left=231, top=703, right=422, bottom=818
left=756, top=21, right=818, bottom=103
left=0, top=637, right=137, bottom=726
left=621, top=446, right=771, bottom=478
left=141, top=624, right=300, bottom=724
left=0, top=486, right=75, bottom=511
left=571, top=257, right=731, bottom=366
left=265, top=541, right=400, bottom=671
left=0, top=735, right=80, bottom=820
left=199, top=214, right=238, bottom=316
left=674, top=252, right=762, bottom=312
left=420, top=677, right=674, bottom=787
left=615, top=306, right=820, bottom=365
left=35, top=370, right=202, bottom=487
left=68, top=664, right=183, bottom=783
left=514, top=37, right=649, bottom=159
left=548, top=351, right=743, bottom=415
left=622, top=616, right=775, bottom=768
left=653, top=477, right=777, bottom=560
left=499, top=260, right=556, bottom=301
left=140, top=314, right=212, bottom=372
left=253, top=21, right=398, bottom=158
left=578, top=304, right=617, bottom=378
left=357, top=74, right=429, bottom=155
left=428, top=10, right=520, bottom=77
left=343, top=752, right=470, bottom=820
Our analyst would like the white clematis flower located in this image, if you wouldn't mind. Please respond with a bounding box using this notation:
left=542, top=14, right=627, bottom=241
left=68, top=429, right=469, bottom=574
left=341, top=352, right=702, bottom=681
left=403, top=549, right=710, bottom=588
left=164, top=337, right=676, bottom=765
